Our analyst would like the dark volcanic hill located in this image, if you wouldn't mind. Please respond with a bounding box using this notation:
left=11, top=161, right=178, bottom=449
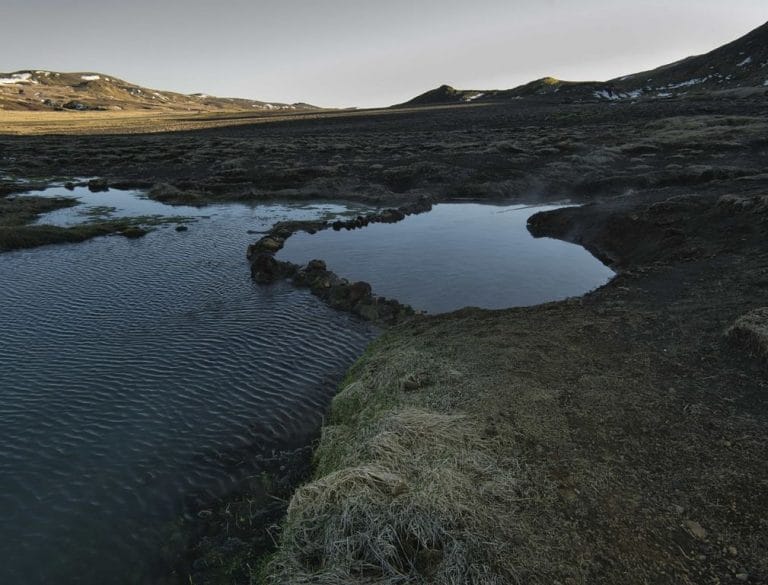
left=400, top=20, right=768, bottom=106
left=400, top=84, right=488, bottom=106
left=612, top=20, right=768, bottom=93
left=0, top=70, right=319, bottom=113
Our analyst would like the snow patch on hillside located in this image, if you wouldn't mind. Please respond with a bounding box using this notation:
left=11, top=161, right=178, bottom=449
left=0, top=72, right=37, bottom=85
left=594, top=89, right=643, bottom=101
left=665, top=77, right=708, bottom=89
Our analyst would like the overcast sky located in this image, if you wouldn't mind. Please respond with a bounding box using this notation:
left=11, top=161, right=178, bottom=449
left=3, top=0, right=767, bottom=107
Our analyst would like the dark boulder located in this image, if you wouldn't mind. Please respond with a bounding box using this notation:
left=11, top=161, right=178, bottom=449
left=251, top=254, right=296, bottom=283
left=348, top=281, right=372, bottom=304
left=87, top=178, right=109, bottom=192
left=306, top=259, right=327, bottom=272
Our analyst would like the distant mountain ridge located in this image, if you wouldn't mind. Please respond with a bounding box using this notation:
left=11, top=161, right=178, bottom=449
left=399, top=20, right=768, bottom=106
left=3, top=20, right=766, bottom=114
left=0, top=70, right=320, bottom=112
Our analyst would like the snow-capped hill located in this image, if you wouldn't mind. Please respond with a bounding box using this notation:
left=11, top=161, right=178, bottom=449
left=0, top=70, right=320, bottom=112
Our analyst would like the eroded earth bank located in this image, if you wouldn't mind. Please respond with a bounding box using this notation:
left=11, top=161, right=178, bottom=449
left=2, top=97, right=767, bottom=584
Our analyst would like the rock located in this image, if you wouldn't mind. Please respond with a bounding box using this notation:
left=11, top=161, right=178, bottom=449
left=64, top=182, right=75, bottom=191
left=355, top=302, right=380, bottom=321
left=87, top=178, right=109, bottom=192
left=379, top=208, right=406, bottom=223
left=306, top=259, right=327, bottom=272
left=684, top=520, right=707, bottom=541
left=372, top=300, right=396, bottom=323
left=254, top=236, right=284, bottom=253
left=327, top=283, right=352, bottom=308
left=175, top=225, right=188, bottom=232
left=251, top=253, right=295, bottom=283
left=291, top=269, right=311, bottom=287
left=348, top=281, right=372, bottom=304
left=735, top=574, right=749, bottom=582
left=120, top=227, right=147, bottom=239
left=726, top=307, right=768, bottom=358
left=312, top=276, right=333, bottom=290
left=63, top=100, right=89, bottom=111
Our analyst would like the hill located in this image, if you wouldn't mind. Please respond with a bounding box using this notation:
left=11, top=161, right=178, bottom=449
left=399, top=84, right=489, bottom=106
left=0, top=70, right=319, bottom=113
left=400, top=20, right=768, bottom=106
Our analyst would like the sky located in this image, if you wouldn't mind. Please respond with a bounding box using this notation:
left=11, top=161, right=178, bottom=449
left=2, top=0, right=768, bottom=108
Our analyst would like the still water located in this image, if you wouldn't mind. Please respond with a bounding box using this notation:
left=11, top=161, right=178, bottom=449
left=279, top=203, right=614, bottom=313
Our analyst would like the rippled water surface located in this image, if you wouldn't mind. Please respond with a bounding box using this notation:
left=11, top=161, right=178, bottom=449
left=2, top=189, right=612, bottom=584
left=278, top=203, right=615, bottom=313
left=0, top=189, right=378, bottom=584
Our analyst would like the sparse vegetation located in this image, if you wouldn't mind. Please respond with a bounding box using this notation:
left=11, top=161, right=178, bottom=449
left=0, top=222, right=145, bottom=251
left=0, top=194, right=78, bottom=224
left=0, top=193, right=192, bottom=251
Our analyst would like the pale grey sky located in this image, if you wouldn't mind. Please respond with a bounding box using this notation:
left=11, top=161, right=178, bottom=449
left=2, top=0, right=767, bottom=107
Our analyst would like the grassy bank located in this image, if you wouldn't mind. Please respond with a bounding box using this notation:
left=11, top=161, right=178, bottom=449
left=258, top=237, right=768, bottom=584
left=263, top=330, right=541, bottom=583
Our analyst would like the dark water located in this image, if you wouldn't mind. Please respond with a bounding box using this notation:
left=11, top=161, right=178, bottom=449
left=1, top=189, right=612, bottom=584
left=278, top=203, right=614, bottom=313
left=0, top=190, right=378, bottom=584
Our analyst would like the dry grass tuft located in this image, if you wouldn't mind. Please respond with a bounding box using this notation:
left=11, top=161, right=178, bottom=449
left=263, top=338, right=542, bottom=584
left=268, top=408, right=528, bottom=584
